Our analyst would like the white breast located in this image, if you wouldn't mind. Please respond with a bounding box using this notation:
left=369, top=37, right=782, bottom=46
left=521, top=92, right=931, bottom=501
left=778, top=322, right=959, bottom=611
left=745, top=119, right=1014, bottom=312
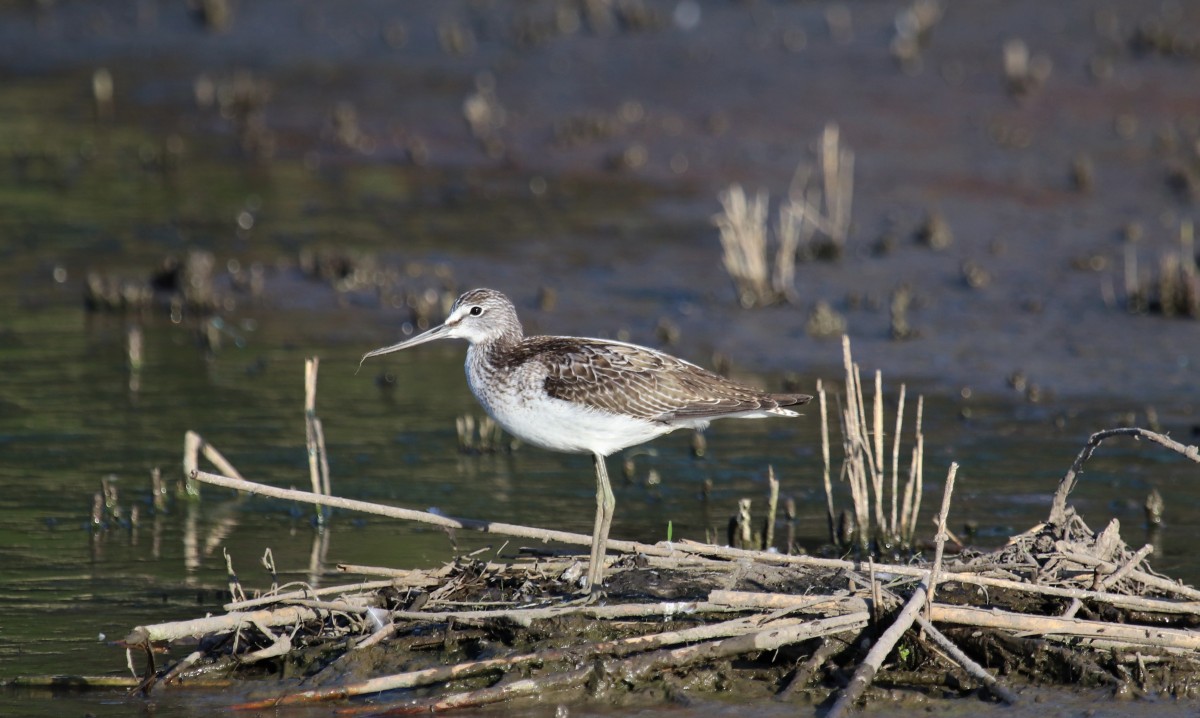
left=465, top=348, right=675, bottom=456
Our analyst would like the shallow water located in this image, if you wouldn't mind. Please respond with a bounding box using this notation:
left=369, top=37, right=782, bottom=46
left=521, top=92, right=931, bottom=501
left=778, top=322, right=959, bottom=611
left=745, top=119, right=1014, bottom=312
left=2, top=274, right=1196, bottom=717
left=2, top=1, right=1200, bottom=715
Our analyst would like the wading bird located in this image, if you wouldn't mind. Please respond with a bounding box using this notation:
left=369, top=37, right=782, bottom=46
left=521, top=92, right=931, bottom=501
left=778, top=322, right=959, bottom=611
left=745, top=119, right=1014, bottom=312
left=361, top=289, right=810, bottom=591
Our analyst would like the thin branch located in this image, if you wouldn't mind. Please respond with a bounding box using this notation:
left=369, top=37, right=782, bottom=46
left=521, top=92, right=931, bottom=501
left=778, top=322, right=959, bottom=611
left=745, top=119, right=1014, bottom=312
left=1050, top=428, right=1200, bottom=525
left=913, top=615, right=1018, bottom=704
left=925, top=463, right=959, bottom=619
left=828, top=583, right=928, bottom=718
left=818, top=380, right=836, bottom=544
left=191, top=470, right=675, bottom=558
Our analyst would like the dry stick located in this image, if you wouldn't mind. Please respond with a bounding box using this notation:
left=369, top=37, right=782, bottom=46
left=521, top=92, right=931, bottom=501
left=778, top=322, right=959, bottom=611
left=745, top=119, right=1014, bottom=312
left=191, top=469, right=674, bottom=558
left=289, top=598, right=373, bottom=614
left=707, top=592, right=870, bottom=615
left=845, top=399, right=871, bottom=546
left=335, top=564, right=443, bottom=584
left=712, top=590, right=1200, bottom=651
left=818, top=380, right=836, bottom=544
left=871, top=369, right=886, bottom=536
left=840, top=338, right=868, bottom=544
left=905, top=403, right=926, bottom=543
left=902, top=399, right=926, bottom=542
left=223, top=549, right=246, bottom=604
left=233, top=612, right=808, bottom=709
left=913, top=614, right=1018, bottom=704
left=687, top=553, right=1200, bottom=615
left=125, top=605, right=321, bottom=646
left=365, top=666, right=596, bottom=716
left=765, top=466, right=779, bottom=550
left=303, top=357, right=327, bottom=525
left=890, top=384, right=906, bottom=538
left=930, top=604, right=1200, bottom=651
left=899, top=445, right=917, bottom=544
left=183, top=431, right=246, bottom=496
left=1057, top=547, right=1200, bottom=600
left=852, top=363, right=874, bottom=543
left=618, top=612, right=869, bottom=685
left=183, top=431, right=201, bottom=496
left=1049, top=427, right=1200, bottom=526
left=777, top=634, right=849, bottom=699
left=1101, top=544, right=1155, bottom=590
left=225, top=579, right=404, bottom=611
left=315, top=417, right=332, bottom=498
left=828, top=583, right=929, bottom=718
left=2, top=674, right=233, bottom=689
left=925, top=463, right=960, bottom=620
left=387, top=599, right=744, bottom=624
left=239, top=621, right=293, bottom=664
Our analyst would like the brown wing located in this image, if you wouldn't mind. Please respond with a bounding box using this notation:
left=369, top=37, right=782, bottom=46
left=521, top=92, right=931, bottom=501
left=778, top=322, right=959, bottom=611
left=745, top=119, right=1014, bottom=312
left=531, top=337, right=809, bottom=423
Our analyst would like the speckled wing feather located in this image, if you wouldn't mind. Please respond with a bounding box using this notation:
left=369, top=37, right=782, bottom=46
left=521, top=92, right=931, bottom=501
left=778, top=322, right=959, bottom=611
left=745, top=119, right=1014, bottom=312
left=528, top=337, right=809, bottom=423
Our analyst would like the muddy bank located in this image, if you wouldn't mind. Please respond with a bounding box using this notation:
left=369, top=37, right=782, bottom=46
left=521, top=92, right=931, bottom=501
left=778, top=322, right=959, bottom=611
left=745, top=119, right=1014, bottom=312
left=111, top=424, right=1200, bottom=715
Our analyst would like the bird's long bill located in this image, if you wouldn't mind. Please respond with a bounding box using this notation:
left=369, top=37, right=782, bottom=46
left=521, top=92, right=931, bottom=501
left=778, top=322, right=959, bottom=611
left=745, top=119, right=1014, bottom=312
left=358, top=322, right=452, bottom=370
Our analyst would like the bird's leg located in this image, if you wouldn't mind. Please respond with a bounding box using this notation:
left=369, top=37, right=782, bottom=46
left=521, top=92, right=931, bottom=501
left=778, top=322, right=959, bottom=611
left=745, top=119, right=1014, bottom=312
left=586, top=453, right=616, bottom=592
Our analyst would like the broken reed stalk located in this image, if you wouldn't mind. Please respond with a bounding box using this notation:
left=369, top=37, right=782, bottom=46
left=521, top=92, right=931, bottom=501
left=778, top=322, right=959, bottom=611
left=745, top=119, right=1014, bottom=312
left=150, top=467, right=166, bottom=511
left=182, top=430, right=246, bottom=497
left=773, top=196, right=803, bottom=302
left=1055, top=543, right=1200, bottom=600
left=716, top=589, right=1200, bottom=651
left=126, top=605, right=322, bottom=646
left=818, top=122, right=854, bottom=247
left=225, top=578, right=420, bottom=612
left=828, top=582, right=928, bottom=718
left=304, top=357, right=331, bottom=525
left=786, top=122, right=855, bottom=254
left=764, top=466, right=779, bottom=550
left=714, top=127, right=855, bottom=307
left=839, top=340, right=869, bottom=548
left=924, top=462, right=959, bottom=620
left=870, top=370, right=886, bottom=535
left=900, top=397, right=925, bottom=544
left=890, top=384, right=906, bottom=537
left=190, top=469, right=674, bottom=559
left=683, top=539, right=1200, bottom=609
left=224, top=548, right=246, bottom=604
left=836, top=336, right=924, bottom=550
left=912, top=613, right=1019, bottom=705
left=1049, top=427, right=1200, bottom=526
left=714, top=185, right=772, bottom=307
left=818, top=379, right=836, bottom=544
left=1100, top=543, right=1155, bottom=590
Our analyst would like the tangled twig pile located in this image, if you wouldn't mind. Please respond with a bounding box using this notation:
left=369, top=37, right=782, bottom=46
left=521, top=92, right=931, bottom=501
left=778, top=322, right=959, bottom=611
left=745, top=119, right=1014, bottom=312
left=110, top=424, right=1200, bottom=715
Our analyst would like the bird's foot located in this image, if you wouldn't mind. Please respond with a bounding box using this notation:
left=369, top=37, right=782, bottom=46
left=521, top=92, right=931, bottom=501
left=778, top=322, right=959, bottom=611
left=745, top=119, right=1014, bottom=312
left=564, top=588, right=604, bottom=606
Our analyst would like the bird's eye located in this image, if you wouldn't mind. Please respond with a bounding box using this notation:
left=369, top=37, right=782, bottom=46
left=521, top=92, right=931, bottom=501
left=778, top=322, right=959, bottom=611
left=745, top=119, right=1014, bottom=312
left=469, top=306, right=483, bottom=316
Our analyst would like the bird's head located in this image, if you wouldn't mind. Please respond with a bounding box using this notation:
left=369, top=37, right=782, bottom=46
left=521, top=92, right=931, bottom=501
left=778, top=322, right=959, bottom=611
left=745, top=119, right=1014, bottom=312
left=359, top=288, right=521, bottom=366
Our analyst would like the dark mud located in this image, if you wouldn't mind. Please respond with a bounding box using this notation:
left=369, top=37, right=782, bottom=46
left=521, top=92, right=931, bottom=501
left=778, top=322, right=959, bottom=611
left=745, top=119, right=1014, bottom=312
left=121, top=505, right=1200, bottom=716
